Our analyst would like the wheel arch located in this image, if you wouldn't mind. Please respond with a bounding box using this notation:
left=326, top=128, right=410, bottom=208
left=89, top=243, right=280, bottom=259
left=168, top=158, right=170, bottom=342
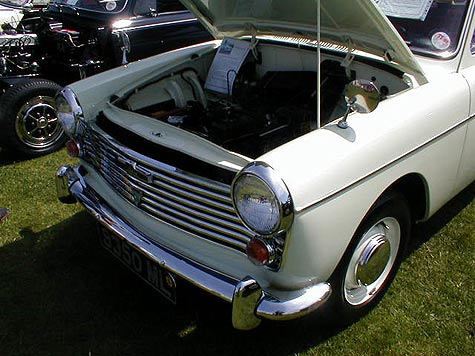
left=381, top=173, right=429, bottom=224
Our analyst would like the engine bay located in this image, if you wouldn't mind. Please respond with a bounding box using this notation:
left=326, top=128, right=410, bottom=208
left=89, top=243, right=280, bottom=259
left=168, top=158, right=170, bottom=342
left=133, top=68, right=346, bottom=157
left=118, top=42, right=409, bottom=158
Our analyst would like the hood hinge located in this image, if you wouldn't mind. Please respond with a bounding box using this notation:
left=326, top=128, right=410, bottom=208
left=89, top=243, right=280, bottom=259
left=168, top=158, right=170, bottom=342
left=341, top=38, right=355, bottom=77
left=384, top=49, right=394, bottom=62
left=247, top=23, right=260, bottom=61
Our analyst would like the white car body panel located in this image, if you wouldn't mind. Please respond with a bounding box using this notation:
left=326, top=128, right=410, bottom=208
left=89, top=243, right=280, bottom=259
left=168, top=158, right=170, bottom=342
left=262, top=72, right=470, bottom=213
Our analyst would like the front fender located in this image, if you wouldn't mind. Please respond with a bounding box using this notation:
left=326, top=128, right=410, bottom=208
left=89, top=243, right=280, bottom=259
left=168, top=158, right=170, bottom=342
left=260, top=72, right=470, bottom=281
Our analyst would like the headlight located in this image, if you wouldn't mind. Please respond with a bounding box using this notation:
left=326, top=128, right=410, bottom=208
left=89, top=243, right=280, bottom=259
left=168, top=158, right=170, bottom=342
left=55, top=87, right=83, bottom=137
left=232, top=162, right=293, bottom=235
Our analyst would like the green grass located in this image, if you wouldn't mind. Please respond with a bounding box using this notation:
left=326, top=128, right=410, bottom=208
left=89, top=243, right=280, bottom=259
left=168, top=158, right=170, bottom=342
left=0, top=148, right=474, bottom=355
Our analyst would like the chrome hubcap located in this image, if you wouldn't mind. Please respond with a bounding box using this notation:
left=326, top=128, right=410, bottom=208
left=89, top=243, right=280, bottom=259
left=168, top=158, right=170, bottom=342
left=15, top=96, right=63, bottom=148
left=344, top=217, right=400, bottom=306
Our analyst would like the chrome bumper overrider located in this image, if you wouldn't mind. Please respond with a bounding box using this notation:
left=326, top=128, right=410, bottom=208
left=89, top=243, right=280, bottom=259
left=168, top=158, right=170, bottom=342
left=56, top=164, right=332, bottom=330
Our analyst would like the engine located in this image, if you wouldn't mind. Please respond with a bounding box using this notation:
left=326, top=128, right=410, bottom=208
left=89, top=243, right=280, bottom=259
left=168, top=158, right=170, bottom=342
left=0, top=28, right=39, bottom=77
left=33, top=18, right=104, bottom=81
left=130, top=60, right=349, bottom=158
left=0, top=15, right=104, bottom=83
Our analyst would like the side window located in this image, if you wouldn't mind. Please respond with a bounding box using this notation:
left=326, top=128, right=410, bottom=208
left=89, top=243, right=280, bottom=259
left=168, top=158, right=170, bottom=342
left=134, top=0, right=158, bottom=15
left=134, top=0, right=185, bottom=15
left=471, top=30, right=475, bottom=55
left=157, top=0, right=186, bottom=13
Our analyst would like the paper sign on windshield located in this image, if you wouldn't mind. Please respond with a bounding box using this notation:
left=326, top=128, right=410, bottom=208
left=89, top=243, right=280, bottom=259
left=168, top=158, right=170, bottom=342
left=373, top=0, right=434, bottom=21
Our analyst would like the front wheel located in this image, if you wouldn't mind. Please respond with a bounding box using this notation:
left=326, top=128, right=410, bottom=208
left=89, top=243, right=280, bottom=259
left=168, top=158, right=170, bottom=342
left=329, top=193, right=411, bottom=324
left=0, top=79, right=65, bottom=157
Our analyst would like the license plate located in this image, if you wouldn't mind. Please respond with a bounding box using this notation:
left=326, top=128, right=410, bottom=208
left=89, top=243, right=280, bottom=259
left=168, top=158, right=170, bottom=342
left=99, top=227, right=177, bottom=304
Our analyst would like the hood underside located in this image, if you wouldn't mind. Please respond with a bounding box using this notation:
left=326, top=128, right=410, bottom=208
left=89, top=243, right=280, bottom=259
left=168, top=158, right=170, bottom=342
left=181, top=0, right=427, bottom=84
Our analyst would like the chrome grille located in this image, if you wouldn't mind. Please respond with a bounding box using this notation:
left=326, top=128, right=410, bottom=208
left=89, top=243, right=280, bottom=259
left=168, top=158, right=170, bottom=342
left=81, top=123, right=253, bottom=252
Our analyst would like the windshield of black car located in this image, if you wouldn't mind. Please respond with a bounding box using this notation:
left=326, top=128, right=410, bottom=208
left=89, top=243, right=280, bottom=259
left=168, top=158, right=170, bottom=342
left=377, top=0, right=470, bottom=58
left=0, top=0, right=48, bottom=8
left=0, top=0, right=29, bottom=8
left=51, top=0, right=128, bottom=13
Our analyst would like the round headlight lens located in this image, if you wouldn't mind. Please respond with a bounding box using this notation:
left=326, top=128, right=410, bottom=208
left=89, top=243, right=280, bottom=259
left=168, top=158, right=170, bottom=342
left=233, top=163, right=294, bottom=235
left=55, top=87, right=82, bottom=137
left=233, top=173, right=280, bottom=235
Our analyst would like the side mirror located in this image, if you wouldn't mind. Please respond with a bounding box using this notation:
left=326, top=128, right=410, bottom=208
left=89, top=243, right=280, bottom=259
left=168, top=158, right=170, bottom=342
left=338, top=80, right=380, bottom=129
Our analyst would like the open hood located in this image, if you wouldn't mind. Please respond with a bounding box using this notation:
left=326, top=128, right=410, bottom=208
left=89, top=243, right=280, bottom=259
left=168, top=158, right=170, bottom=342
left=181, top=0, right=427, bottom=84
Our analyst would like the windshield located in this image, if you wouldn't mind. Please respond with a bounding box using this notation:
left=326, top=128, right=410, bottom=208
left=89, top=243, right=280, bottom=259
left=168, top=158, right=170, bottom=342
left=0, top=0, right=49, bottom=7
left=51, top=0, right=128, bottom=13
left=377, top=0, right=471, bottom=58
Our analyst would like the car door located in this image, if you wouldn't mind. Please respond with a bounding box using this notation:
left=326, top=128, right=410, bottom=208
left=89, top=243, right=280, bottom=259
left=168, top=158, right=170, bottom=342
left=111, top=0, right=211, bottom=64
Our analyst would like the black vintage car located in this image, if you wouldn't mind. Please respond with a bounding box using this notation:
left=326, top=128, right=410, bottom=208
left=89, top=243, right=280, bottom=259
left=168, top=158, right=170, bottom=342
left=0, top=0, right=211, bottom=156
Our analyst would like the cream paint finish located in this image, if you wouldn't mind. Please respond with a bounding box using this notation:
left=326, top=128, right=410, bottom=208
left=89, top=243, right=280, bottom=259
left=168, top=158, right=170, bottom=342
left=263, top=73, right=470, bottom=281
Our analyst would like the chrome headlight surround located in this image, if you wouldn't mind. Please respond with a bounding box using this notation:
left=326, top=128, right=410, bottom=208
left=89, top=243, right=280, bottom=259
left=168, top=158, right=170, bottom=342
left=232, top=162, right=294, bottom=236
left=55, top=87, right=83, bottom=137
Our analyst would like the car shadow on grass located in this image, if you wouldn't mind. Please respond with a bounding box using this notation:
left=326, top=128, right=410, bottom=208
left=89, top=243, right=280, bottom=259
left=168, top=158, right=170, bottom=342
left=0, top=210, right=343, bottom=356
left=1, top=182, right=473, bottom=356
left=0, top=147, right=30, bottom=166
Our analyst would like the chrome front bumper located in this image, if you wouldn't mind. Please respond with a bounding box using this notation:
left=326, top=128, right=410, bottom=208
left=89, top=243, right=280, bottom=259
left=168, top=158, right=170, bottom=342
left=56, top=164, right=332, bottom=330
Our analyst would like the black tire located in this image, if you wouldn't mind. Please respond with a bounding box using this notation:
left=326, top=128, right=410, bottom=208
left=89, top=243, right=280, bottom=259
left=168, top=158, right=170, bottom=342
left=0, top=78, right=65, bottom=157
left=328, top=192, right=411, bottom=324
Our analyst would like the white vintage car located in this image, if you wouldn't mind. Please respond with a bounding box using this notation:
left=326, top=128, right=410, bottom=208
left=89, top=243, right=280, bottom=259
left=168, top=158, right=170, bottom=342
left=55, top=0, right=475, bottom=329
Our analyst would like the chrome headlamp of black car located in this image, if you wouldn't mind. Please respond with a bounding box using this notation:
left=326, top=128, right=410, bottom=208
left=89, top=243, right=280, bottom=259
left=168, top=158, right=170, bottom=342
left=232, top=162, right=294, bottom=236
left=55, top=87, right=84, bottom=137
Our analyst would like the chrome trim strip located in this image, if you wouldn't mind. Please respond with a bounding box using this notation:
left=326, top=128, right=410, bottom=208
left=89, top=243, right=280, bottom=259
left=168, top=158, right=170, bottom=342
left=99, top=159, right=236, bottom=215
left=140, top=203, right=249, bottom=249
left=301, top=115, right=474, bottom=212
left=56, top=87, right=84, bottom=136
left=140, top=204, right=247, bottom=251
left=137, top=180, right=240, bottom=221
left=140, top=195, right=251, bottom=237
left=112, top=18, right=198, bottom=33
left=232, top=161, right=294, bottom=235
left=85, top=127, right=231, bottom=196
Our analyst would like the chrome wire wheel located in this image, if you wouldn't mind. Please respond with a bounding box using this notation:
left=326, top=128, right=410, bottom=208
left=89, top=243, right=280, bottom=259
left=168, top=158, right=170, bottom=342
left=15, top=95, right=63, bottom=149
left=0, top=79, right=65, bottom=157
left=344, top=216, right=401, bottom=307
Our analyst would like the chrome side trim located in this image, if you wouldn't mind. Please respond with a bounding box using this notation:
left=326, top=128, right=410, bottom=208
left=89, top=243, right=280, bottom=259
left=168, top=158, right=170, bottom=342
left=112, top=18, right=198, bottom=33
left=56, top=164, right=332, bottom=330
